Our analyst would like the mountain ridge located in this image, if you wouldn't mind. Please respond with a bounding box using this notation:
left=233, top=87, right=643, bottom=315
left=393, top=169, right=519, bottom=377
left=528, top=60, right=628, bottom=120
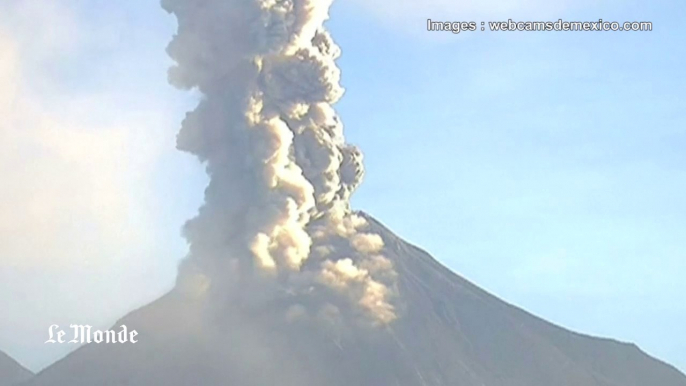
left=0, top=350, right=33, bottom=386
left=362, top=212, right=686, bottom=383
left=23, top=213, right=686, bottom=385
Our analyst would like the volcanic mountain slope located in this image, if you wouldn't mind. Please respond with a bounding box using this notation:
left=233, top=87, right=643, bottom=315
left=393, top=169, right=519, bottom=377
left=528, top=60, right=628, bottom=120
left=0, top=351, right=32, bottom=386
left=25, top=214, right=686, bottom=386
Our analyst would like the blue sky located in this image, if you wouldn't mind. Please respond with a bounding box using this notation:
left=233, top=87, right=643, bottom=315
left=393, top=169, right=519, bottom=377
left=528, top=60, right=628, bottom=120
left=0, top=0, right=683, bottom=374
left=330, top=0, right=685, bottom=373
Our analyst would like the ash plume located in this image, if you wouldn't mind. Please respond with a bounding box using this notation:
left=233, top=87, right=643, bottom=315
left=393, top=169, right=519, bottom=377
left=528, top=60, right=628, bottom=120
left=162, top=0, right=397, bottom=325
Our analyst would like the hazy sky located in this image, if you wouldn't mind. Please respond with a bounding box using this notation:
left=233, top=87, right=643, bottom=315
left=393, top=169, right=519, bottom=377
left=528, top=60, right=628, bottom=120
left=0, top=0, right=684, bottom=374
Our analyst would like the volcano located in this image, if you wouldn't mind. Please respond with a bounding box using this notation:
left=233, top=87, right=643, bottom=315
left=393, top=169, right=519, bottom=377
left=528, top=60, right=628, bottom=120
left=0, top=351, right=32, bottom=386
left=23, top=214, right=686, bottom=386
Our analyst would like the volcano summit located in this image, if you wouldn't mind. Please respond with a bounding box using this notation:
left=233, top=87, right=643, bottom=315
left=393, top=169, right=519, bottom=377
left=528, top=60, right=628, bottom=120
left=21, top=214, right=686, bottom=386
left=9, top=0, right=686, bottom=385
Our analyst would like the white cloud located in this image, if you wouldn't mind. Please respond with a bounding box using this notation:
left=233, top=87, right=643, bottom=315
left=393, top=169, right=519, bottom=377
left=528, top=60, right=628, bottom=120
left=0, top=27, right=160, bottom=271
left=0, top=0, right=81, bottom=59
left=0, top=1, right=200, bottom=370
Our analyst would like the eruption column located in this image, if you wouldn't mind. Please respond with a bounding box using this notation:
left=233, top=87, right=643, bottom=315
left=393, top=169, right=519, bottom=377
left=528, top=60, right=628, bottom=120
left=163, top=0, right=397, bottom=325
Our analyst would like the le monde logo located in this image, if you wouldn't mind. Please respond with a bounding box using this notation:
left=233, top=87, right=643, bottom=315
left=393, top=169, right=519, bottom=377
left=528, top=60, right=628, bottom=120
left=46, top=325, right=139, bottom=344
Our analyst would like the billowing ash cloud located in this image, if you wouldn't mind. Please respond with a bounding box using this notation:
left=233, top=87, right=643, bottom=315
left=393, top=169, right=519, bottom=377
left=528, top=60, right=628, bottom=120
left=162, top=0, right=397, bottom=325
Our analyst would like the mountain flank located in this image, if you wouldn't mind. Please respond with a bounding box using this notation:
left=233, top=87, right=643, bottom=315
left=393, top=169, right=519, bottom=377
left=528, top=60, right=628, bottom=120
left=23, top=214, right=686, bottom=386
left=0, top=351, right=32, bottom=386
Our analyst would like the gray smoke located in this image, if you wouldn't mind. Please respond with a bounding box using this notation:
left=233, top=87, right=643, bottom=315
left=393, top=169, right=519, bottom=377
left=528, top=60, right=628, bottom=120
left=163, top=0, right=397, bottom=325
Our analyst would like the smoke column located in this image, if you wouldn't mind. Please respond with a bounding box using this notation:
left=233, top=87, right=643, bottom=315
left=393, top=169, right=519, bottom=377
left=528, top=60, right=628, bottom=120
left=162, top=0, right=397, bottom=325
